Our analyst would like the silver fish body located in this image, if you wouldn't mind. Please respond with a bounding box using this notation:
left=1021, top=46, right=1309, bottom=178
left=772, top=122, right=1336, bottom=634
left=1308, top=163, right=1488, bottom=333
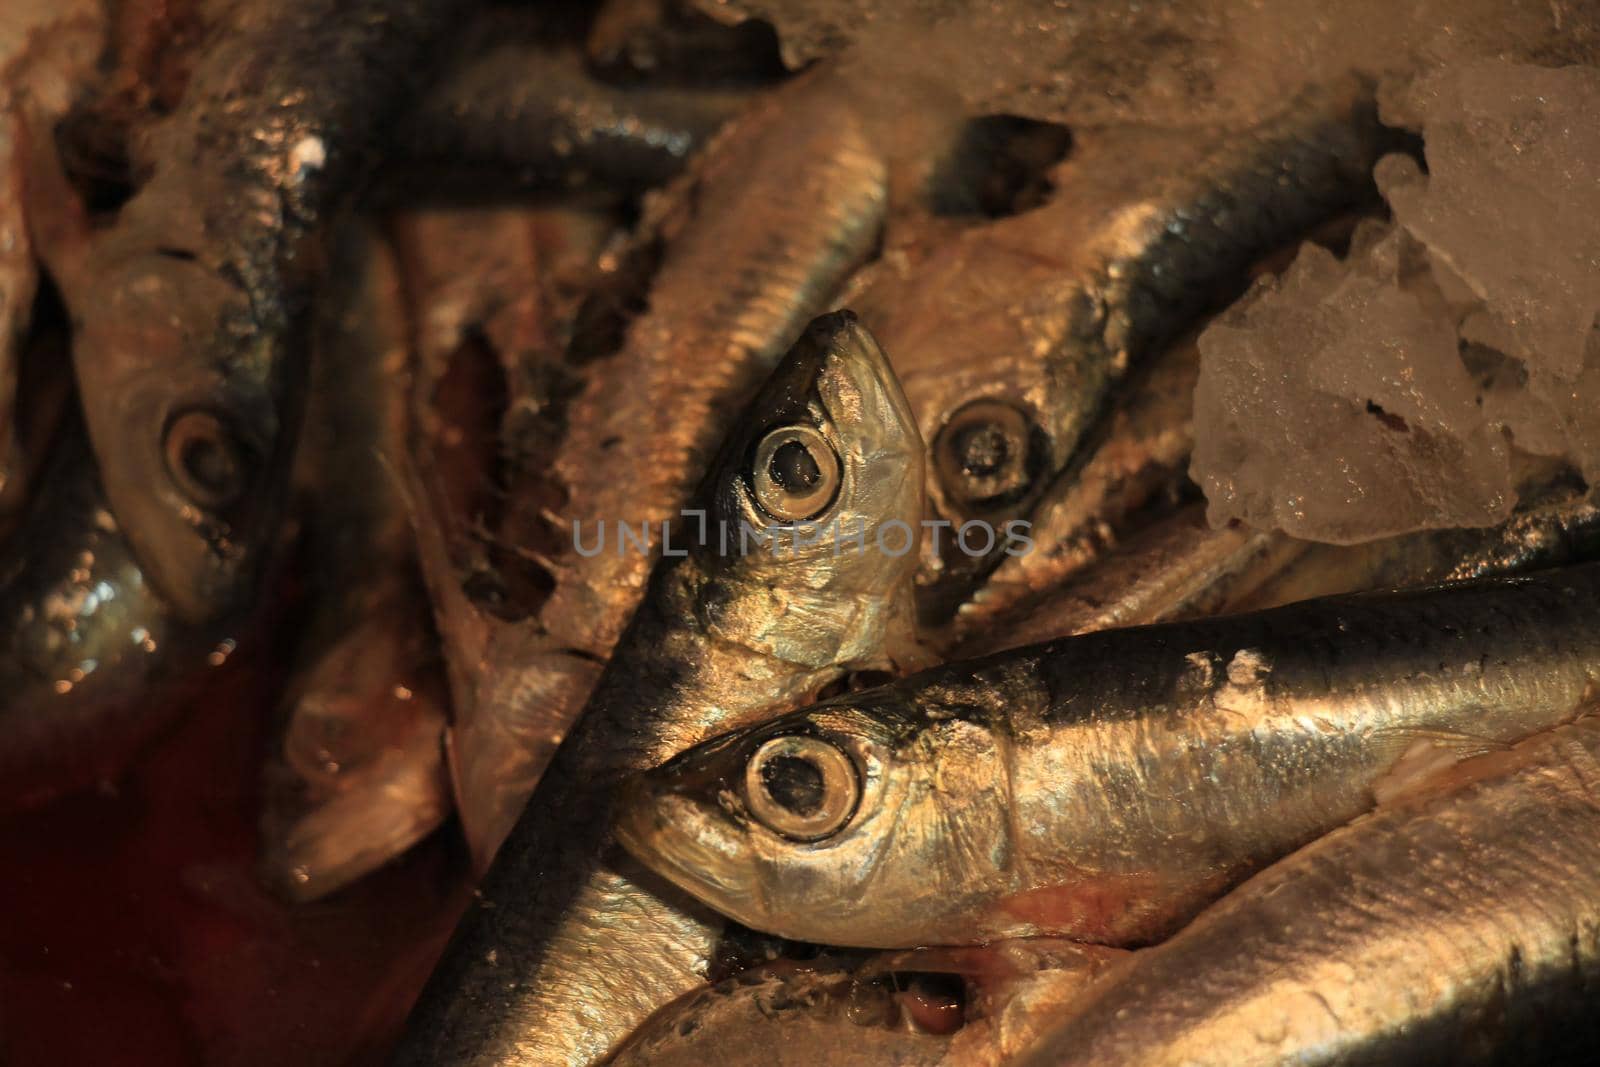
left=968, top=478, right=1600, bottom=655
left=610, top=940, right=1122, bottom=1067
left=852, top=81, right=1382, bottom=616
left=397, top=312, right=925, bottom=1065
left=1018, top=716, right=1600, bottom=1067
left=400, top=17, right=753, bottom=196
left=961, top=504, right=1302, bottom=656
left=608, top=956, right=955, bottom=1067
left=619, top=564, right=1600, bottom=949
left=1233, top=480, right=1600, bottom=614
left=33, top=0, right=461, bottom=623
left=442, top=71, right=889, bottom=868
left=259, top=226, right=449, bottom=902
left=942, top=337, right=1202, bottom=650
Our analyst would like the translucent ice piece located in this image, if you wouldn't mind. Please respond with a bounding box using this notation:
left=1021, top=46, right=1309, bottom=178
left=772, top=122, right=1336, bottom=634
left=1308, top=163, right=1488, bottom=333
left=1192, top=231, right=1513, bottom=543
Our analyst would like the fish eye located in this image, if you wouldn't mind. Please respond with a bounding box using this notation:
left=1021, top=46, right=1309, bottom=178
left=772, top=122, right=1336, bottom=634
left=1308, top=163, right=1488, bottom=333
left=163, top=408, right=250, bottom=511
left=934, top=399, right=1040, bottom=513
left=743, top=735, right=858, bottom=841
left=751, top=425, right=841, bottom=522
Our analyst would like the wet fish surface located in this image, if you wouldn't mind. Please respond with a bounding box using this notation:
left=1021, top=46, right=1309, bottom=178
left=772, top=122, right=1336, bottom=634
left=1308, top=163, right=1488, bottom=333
left=852, top=81, right=1382, bottom=617
left=967, top=476, right=1600, bottom=655
left=0, top=426, right=223, bottom=809
left=434, top=71, right=889, bottom=869
left=1017, top=716, right=1600, bottom=1067
left=619, top=564, right=1600, bottom=948
left=937, top=335, right=1202, bottom=650
left=30, top=0, right=461, bottom=623
left=610, top=939, right=1123, bottom=1066
left=1233, top=477, right=1600, bottom=613
left=960, top=504, right=1303, bottom=656
left=259, top=226, right=449, bottom=902
left=397, top=313, right=925, bottom=1065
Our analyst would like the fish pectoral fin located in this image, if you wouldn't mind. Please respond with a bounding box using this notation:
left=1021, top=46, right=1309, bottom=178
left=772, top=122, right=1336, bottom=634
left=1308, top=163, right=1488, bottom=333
left=1370, top=727, right=1511, bottom=806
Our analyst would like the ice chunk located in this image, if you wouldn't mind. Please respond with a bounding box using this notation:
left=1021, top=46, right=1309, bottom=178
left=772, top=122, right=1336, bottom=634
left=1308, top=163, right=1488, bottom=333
left=1480, top=327, right=1600, bottom=483
left=1192, top=229, right=1513, bottom=543
left=1197, top=59, right=1600, bottom=544
left=1377, top=61, right=1600, bottom=379
left=1377, top=60, right=1600, bottom=485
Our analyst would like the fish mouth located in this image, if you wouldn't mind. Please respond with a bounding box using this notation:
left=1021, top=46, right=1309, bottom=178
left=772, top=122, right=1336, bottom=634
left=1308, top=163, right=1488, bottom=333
left=613, top=776, right=767, bottom=927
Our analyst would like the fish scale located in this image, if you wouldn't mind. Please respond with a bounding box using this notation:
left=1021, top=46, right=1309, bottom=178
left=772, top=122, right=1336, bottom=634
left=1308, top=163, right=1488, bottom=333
left=849, top=80, right=1383, bottom=620
left=546, top=85, right=887, bottom=653
left=31, top=0, right=464, bottom=625
left=619, top=563, right=1600, bottom=952
left=442, top=72, right=890, bottom=870
left=1018, top=716, right=1600, bottom=1066
left=399, top=313, right=924, bottom=1066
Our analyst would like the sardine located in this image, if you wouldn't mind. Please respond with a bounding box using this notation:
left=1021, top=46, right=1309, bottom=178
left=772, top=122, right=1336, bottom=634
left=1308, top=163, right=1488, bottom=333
left=28, top=0, right=461, bottom=623
left=850, top=81, right=1381, bottom=617
left=435, top=72, right=889, bottom=868
left=399, top=20, right=753, bottom=198
left=961, top=504, right=1302, bottom=656
left=608, top=956, right=957, bottom=1067
left=966, top=481, right=1600, bottom=656
left=259, top=226, right=449, bottom=902
left=396, top=313, right=924, bottom=1065
left=586, top=0, right=787, bottom=87
left=940, top=336, right=1201, bottom=649
left=0, top=425, right=225, bottom=809
left=939, top=215, right=1366, bottom=648
left=1018, top=716, right=1600, bottom=1067
left=1233, top=477, right=1600, bottom=613
left=618, top=564, right=1600, bottom=949
left=610, top=939, right=1122, bottom=1067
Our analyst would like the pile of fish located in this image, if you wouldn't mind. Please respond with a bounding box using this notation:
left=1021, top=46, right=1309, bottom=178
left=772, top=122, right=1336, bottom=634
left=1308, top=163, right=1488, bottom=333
left=3, top=0, right=1600, bottom=1063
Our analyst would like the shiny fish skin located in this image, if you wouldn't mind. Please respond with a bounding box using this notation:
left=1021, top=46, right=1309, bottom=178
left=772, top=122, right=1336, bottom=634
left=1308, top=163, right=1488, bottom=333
left=1232, top=480, right=1600, bottom=613
left=400, top=22, right=753, bottom=196
left=854, top=81, right=1381, bottom=616
left=618, top=564, right=1600, bottom=949
left=32, top=0, right=461, bottom=624
left=941, top=337, right=1201, bottom=649
left=962, top=504, right=1302, bottom=656
left=607, top=957, right=953, bottom=1067
left=545, top=74, right=888, bottom=658
left=397, top=313, right=924, bottom=1066
left=259, top=227, right=449, bottom=903
left=610, top=940, right=1123, bottom=1067
left=0, top=107, right=35, bottom=525
left=444, top=72, right=889, bottom=868
left=966, top=482, right=1600, bottom=656
left=1018, top=717, right=1600, bottom=1067
left=0, top=428, right=218, bottom=809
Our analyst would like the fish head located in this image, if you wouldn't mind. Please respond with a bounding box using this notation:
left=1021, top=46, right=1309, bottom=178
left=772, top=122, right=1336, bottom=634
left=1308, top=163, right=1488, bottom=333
left=857, top=232, right=1083, bottom=617
left=695, top=310, right=925, bottom=665
left=68, top=243, right=292, bottom=624
left=617, top=693, right=1012, bottom=947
